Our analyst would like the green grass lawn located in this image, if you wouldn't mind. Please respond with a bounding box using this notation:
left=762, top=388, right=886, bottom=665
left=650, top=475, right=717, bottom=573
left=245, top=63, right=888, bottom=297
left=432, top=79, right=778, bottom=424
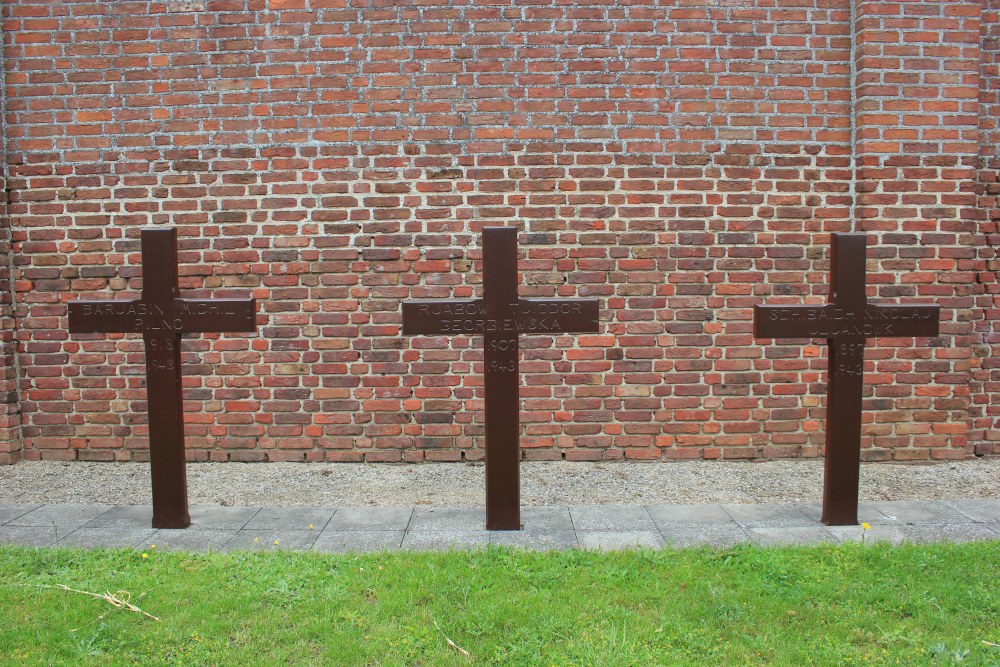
left=0, top=542, right=997, bottom=666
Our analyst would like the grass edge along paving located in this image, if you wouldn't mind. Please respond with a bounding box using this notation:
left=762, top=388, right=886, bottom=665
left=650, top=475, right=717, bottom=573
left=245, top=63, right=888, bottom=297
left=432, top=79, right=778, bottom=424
left=0, top=541, right=998, bottom=666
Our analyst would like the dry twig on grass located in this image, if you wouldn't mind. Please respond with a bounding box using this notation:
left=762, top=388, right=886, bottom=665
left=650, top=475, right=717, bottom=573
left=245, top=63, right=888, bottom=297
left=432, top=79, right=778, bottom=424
left=433, top=618, right=471, bottom=658
left=38, top=584, right=160, bottom=621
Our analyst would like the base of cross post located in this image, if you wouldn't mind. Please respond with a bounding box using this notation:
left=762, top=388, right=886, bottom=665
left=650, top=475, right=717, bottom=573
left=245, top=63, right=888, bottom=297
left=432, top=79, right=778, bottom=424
left=820, top=509, right=858, bottom=527
left=486, top=514, right=522, bottom=531
left=152, top=510, right=191, bottom=530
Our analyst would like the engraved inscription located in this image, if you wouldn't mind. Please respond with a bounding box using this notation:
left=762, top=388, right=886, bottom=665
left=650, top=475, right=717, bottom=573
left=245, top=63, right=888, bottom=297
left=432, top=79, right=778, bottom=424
left=138, top=318, right=184, bottom=332
left=148, top=356, right=176, bottom=372
left=767, top=306, right=935, bottom=323
left=440, top=317, right=565, bottom=333
left=514, top=302, right=583, bottom=316
left=833, top=342, right=864, bottom=377
left=765, top=305, right=935, bottom=337
left=488, top=358, right=517, bottom=374
left=180, top=302, right=247, bottom=317
left=83, top=302, right=165, bottom=317
left=486, top=336, right=518, bottom=375
left=488, top=338, right=516, bottom=351
left=418, top=303, right=486, bottom=317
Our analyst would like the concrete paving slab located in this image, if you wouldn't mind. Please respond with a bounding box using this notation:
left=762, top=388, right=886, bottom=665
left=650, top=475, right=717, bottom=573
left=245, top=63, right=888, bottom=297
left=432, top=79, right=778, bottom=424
left=225, top=529, right=319, bottom=552
left=0, top=525, right=60, bottom=547
left=401, top=530, right=491, bottom=550
left=520, top=507, right=574, bottom=531
left=570, top=506, right=656, bottom=531
left=746, top=526, right=840, bottom=546
left=57, top=527, right=156, bottom=549
left=139, top=529, right=236, bottom=552
left=944, top=499, right=1000, bottom=523
left=327, top=507, right=412, bottom=531
left=489, top=530, right=578, bottom=550
left=409, top=508, right=485, bottom=532
left=828, top=525, right=908, bottom=545
left=648, top=504, right=734, bottom=527
left=243, top=507, right=336, bottom=531
left=658, top=525, right=751, bottom=549
left=313, top=530, right=404, bottom=553
left=1, top=500, right=994, bottom=553
left=82, top=505, right=153, bottom=529
left=7, top=504, right=113, bottom=532
left=897, top=523, right=1000, bottom=544
left=0, top=504, right=41, bottom=526
left=188, top=506, right=260, bottom=530
left=868, top=500, right=966, bottom=525
left=577, top=530, right=664, bottom=550
left=796, top=502, right=887, bottom=525
left=722, top=504, right=812, bottom=527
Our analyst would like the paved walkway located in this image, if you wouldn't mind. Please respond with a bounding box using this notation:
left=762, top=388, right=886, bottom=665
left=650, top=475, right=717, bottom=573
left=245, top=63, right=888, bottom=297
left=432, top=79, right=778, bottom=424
left=0, top=499, right=996, bottom=552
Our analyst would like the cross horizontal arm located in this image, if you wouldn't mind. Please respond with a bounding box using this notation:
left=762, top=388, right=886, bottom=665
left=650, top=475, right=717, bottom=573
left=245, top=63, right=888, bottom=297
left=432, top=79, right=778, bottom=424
left=755, top=303, right=941, bottom=340
left=402, top=300, right=486, bottom=335
left=68, top=300, right=146, bottom=334
left=176, top=298, right=257, bottom=333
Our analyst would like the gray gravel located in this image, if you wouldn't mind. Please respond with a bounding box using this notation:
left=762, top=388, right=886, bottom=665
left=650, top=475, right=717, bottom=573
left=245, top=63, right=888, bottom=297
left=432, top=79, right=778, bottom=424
left=0, top=459, right=996, bottom=507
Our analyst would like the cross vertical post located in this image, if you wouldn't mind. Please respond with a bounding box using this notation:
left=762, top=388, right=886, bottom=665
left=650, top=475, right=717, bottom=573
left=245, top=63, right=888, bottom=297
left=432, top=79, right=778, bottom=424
left=402, top=226, right=601, bottom=530
left=482, top=227, right=521, bottom=530
left=753, top=233, right=940, bottom=525
left=140, top=230, right=188, bottom=529
left=822, top=234, right=867, bottom=525
left=69, top=227, right=257, bottom=529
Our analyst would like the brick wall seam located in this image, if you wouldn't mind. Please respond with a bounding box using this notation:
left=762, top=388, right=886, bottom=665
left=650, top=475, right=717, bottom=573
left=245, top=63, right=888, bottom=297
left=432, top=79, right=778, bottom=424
left=971, top=0, right=1000, bottom=455
left=849, top=0, right=858, bottom=232
left=0, top=2, right=24, bottom=464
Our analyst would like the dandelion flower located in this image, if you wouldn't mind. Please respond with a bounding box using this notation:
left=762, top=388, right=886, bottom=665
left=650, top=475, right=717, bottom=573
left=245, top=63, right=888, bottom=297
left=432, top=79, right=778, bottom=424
left=141, top=553, right=149, bottom=559
left=274, top=539, right=280, bottom=545
left=861, top=522, right=871, bottom=530
left=254, top=537, right=260, bottom=543
left=308, top=524, right=315, bottom=530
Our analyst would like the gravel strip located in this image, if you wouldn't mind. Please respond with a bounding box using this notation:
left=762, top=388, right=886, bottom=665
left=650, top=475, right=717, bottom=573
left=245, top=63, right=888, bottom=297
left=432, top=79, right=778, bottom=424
left=0, top=459, right=996, bottom=507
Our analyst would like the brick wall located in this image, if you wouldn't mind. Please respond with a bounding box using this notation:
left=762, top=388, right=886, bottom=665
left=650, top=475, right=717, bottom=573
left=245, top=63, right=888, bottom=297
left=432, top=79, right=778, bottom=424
left=1, top=0, right=996, bottom=464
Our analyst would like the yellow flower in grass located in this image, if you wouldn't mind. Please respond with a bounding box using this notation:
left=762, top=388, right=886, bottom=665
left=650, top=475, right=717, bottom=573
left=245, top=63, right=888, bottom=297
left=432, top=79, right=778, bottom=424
left=141, top=553, right=149, bottom=559
left=861, top=522, right=871, bottom=530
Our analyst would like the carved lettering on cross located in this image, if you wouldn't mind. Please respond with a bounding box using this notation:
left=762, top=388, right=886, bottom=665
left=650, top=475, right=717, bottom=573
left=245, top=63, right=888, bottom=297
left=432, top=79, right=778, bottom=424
left=69, top=227, right=257, bottom=529
left=754, top=233, right=940, bottom=525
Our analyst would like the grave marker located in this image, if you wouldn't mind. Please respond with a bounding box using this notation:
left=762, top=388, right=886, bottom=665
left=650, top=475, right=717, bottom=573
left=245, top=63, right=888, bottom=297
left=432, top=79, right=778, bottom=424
left=754, top=233, right=940, bottom=525
left=403, top=227, right=600, bottom=530
left=69, top=227, right=257, bottom=529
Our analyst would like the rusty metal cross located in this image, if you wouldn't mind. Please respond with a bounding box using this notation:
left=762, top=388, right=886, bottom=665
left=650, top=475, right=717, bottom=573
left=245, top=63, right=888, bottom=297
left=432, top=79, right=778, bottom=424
left=402, top=226, right=600, bottom=530
left=69, top=227, right=257, bottom=529
left=753, top=233, right=940, bottom=525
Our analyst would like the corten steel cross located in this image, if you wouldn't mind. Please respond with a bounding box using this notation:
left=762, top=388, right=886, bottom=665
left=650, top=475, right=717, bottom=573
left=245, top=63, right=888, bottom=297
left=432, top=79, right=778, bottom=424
left=402, top=226, right=600, bottom=530
left=753, top=232, right=940, bottom=525
left=68, top=227, right=257, bottom=529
